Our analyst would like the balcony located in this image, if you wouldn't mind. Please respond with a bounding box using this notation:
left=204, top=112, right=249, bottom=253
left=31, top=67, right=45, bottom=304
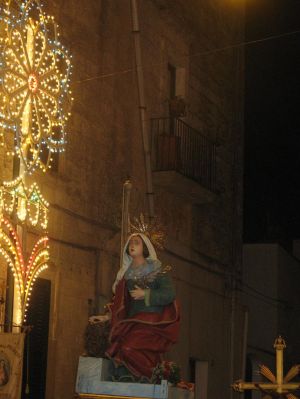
left=150, top=117, right=217, bottom=202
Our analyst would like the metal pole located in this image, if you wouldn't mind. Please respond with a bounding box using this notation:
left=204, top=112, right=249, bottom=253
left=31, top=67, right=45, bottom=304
left=130, top=0, right=155, bottom=218
left=119, top=180, right=132, bottom=269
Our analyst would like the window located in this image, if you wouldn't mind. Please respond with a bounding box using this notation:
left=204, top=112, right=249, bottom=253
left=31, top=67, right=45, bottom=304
left=168, top=64, right=186, bottom=99
left=168, top=64, right=186, bottom=121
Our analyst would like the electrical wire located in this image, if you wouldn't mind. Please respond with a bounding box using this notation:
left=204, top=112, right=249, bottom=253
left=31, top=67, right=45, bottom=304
left=75, top=28, right=300, bottom=84
left=242, top=281, right=288, bottom=305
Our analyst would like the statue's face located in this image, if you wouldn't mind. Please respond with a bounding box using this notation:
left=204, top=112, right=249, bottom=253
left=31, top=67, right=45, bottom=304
left=128, top=235, right=144, bottom=258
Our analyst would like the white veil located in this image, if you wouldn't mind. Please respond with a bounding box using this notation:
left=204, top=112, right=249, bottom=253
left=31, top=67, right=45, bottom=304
left=112, top=233, right=157, bottom=293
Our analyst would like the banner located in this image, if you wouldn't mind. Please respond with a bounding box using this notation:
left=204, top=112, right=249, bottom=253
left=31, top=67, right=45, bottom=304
left=0, top=333, right=25, bottom=399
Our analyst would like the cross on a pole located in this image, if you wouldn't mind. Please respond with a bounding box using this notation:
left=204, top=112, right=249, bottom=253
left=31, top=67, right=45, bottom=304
left=232, top=337, right=300, bottom=399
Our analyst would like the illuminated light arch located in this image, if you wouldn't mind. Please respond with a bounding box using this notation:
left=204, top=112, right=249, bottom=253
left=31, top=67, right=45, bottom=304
left=0, top=217, right=49, bottom=324
left=0, top=0, right=73, bottom=177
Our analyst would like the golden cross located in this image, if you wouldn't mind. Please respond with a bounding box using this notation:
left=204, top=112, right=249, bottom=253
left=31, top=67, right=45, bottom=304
left=232, top=337, right=300, bottom=399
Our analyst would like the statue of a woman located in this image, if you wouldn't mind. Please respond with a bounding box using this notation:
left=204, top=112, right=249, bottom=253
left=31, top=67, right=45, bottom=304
left=89, top=233, right=180, bottom=381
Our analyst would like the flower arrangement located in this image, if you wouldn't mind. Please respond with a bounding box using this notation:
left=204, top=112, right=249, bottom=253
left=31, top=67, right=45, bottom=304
left=151, top=361, right=181, bottom=385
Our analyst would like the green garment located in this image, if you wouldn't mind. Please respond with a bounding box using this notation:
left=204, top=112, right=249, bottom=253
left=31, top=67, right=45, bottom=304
left=126, top=273, right=175, bottom=318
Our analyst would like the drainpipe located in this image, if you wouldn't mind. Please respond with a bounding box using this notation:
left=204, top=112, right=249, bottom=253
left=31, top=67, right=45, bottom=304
left=230, top=2, right=245, bottom=395
left=230, top=277, right=236, bottom=399
left=120, top=180, right=132, bottom=269
left=130, top=0, right=155, bottom=218
left=241, top=308, right=249, bottom=383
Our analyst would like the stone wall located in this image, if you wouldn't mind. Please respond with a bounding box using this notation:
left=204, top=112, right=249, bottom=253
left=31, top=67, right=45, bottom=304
left=0, top=0, right=245, bottom=397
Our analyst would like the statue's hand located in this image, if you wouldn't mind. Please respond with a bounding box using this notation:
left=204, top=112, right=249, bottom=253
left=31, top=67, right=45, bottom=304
left=89, top=314, right=110, bottom=324
left=130, top=285, right=145, bottom=300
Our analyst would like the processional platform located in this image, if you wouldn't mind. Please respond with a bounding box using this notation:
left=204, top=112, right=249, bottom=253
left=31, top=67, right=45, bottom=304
left=75, top=357, right=194, bottom=399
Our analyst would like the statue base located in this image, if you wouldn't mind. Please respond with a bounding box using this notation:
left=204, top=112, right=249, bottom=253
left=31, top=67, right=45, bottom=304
left=75, top=357, right=194, bottom=399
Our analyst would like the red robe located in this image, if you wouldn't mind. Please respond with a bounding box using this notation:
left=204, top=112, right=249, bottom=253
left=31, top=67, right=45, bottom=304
left=105, top=278, right=180, bottom=379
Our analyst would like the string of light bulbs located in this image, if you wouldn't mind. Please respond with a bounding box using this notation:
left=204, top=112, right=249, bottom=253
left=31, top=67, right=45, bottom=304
left=0, top=217, right=49, bottom=324
left=0, top=0, right=73, bottom=327
left=0, top=0, right=73, bottom=177
left=0, top=177, right=49, bottom=230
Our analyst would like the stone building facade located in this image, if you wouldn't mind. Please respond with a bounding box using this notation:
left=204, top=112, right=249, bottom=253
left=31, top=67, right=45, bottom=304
left=0, top=0, right=245, bottom=398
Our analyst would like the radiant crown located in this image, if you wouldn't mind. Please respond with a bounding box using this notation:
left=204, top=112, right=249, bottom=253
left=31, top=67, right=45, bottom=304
left=130, top=213, right=166, bottom=250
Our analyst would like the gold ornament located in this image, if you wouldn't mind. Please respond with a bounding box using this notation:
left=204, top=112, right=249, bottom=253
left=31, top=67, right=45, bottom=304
left=232, top=336, right=300, bottom=398
left=130, top=213, right=166, bottom=250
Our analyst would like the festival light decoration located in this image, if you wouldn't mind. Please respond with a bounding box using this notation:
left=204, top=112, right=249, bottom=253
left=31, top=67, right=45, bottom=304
left=0, top=177, right=50, bottom=324
left=0, top=177, right=49, bottom=230
left=0, top=0, right=73, bottom=327
left=0, top=217, right=49, bottom=324
left=0, top=0, right=73, bottom=177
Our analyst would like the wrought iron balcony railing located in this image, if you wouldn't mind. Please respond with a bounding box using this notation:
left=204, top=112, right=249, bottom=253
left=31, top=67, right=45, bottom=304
left=150, top=117, right=216, bottom=192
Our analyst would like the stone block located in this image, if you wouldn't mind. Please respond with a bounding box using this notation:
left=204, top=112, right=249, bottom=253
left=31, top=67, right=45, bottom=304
left=75, top=356, right=194, bottom=399
left=76, top=357, right=111, bottom=390
left=76, top=380, right=168, bottom=398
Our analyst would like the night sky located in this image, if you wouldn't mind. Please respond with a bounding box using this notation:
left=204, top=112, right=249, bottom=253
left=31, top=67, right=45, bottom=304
left=244, top=0, right=300, bottom=248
